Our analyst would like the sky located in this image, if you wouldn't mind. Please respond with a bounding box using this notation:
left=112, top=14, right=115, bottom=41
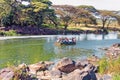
left=50, top=0, right=120, bottom=11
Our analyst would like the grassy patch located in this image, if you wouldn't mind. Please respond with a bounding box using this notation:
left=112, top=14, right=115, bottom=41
left=98, top=57, right=120, bottom=80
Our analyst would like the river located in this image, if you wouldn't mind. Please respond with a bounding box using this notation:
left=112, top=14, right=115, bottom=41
left=0, top=32, right=120, bottom=68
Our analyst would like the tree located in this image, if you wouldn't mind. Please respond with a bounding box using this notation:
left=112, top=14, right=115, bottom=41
left=73, top=9, right=97, bottom=27
left=78, top=5, right=98, bottom=13
left=44, top=9, right=58, bottom=28
left=0, top=0, right=57, bottom=28
left=0, top=0, right=11, bottom=26
left=99, top=10, right=117, bottom=29
left=53, top=5, right=77, bottom=34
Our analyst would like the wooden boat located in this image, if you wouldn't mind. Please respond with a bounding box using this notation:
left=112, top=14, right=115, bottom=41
left=55, top=37, right=76, bottom=46
left=55, top=41, right=76, bottom=46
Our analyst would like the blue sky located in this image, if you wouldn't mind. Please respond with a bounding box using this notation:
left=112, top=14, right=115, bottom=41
left=50, top=0, right=120, bottom=11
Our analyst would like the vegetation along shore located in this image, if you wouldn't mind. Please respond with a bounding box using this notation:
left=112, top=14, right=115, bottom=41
left=0, top=0, right=120, bottom=36
left=0, top=43, right=120, bottom=80
left=1, top=0, right=120, bottom=80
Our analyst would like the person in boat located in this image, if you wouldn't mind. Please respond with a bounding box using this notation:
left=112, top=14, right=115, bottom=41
left=72, top=37, right=76, bottom=43
left=56, top=37, right=76, bottom=44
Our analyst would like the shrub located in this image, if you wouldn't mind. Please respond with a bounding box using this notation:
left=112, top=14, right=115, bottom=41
left=0, top=30, right=19, bottom=36
left=113, top=74, right=120, bottom=80
left=98, top=57, right=108, bottom=74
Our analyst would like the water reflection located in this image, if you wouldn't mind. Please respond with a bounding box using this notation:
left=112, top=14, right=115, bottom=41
left=46, top=32, right=118, bottom=43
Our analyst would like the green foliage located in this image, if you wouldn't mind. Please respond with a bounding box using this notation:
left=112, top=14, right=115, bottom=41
left=99, top=57, right=120, bottom=75
left=113, top=74, right=120, bottom=80
left=78, top=5, right=97, bottom=12
left=31, top=2, right=47, bottom=12
left=0, top=0, right=56, bottom=28
left=99, top=57, right=108, bottom=74
left=0, top=30, right=18, bottom=36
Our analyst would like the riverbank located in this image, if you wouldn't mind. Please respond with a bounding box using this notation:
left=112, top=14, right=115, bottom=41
left=0, top=43, right=120, bottom=80
left=0, top=31, right=119, bottom=40
left=1, top=25, right=119, bottom=36
left=0, top=57, right=106, bottom=80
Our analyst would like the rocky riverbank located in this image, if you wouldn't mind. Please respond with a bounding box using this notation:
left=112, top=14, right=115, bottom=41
left=0, top=57, right=112, bottom=80
left=104, top=43, right=120, bottom=59
left=1, top=43, right=120, bottom=80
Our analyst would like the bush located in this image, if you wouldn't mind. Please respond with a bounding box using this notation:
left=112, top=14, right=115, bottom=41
left=113, top=74, right=120, bottom=80
left=98, top=57, right=120, bottom=74
left=0, top=30, right=19, bottom=36
left=98, top=57, right=108, bottom=74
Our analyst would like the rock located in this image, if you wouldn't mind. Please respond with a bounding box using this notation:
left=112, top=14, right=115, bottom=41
left=44, top=61, right=54, bottom=67
left=0, top=68, right=14, bottom=80
left=83, top=63, right=94, bottom=72
left=75, top=61, right=86, bottom=70
left=37, top=69, right=62, bottom=80
left=18, top=63, right=27, bottom=69
left=49, top=69, right=62, bottom=78
left=36, top=71, right=45, bottom=79
left=63, top=69, right=97, bottom=80
left=28, top=61, right=50, bottom=74
left=2, top=71, right=14, bottom=80
left=105, top=43, right=120, bottom=58
left=102, top=74, right=112, bottom=80
left=112, top=43, right=120, bottom=47
left=55, top=57, right=76, bottom=73
left=96, top=73, right=112, bottom=80
left=87, top=55, right=100, bottom=63
left=99, top=47, right=108, bottom=50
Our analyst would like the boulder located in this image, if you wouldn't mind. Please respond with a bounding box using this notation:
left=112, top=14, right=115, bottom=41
left=87, top=55, right=100, bottom=63
left=49, top=69, right=62, bottom=78
left=105, top=43, right=120, bottom=58
left=63, top=67, right=97, bottom=80
left=0, top=68, right=14, bottom=80
left=55, top=57, right=76, bottom=73
left=63, top=69, right=90, bottom=80
left=28, top=62, right=47, bottom=74
left=28, top=61, right=54, bottom=74
left=75, top=61, right=86, bottom=70
left=36, top=71, right=45, bottom=79
left=37, top=69, right=62, bottom=80
left=112, top=43, right=120, bottom=47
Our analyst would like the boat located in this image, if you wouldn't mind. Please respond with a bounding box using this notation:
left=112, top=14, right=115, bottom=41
left=55, top=37, right=76, bottom=45
left=55, top=41, right=76, bottom=46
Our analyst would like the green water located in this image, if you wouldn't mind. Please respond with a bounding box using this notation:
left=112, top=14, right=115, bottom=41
left=0, top=37, right=93, bottom=68
left=0, top=33, right=120, bottom=68
left=0, top=38, right=55, bottom=68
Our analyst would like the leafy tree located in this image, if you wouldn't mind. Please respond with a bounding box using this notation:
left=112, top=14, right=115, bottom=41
left=99, top=10, right=117, bottom=29
left=73, top=9, right=97, bottom=27
left=53, top=5, right=97, bottom=30
left=0, top=0, right=57, bottom=28
left=53, top=5, right=76, bottom=34
left=0, top=0, right=11, bottom=26
left=78, top=5, right=97, bottom=13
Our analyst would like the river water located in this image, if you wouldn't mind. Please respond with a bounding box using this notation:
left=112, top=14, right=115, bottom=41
left=0, top=32, right=120, bottom=68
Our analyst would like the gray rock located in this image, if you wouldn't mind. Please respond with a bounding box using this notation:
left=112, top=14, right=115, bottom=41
left=50, top=69, right=62, bottom=78
left=0, top=68, right=14, bottom=80
left=55, top=57, right=76, bottom=73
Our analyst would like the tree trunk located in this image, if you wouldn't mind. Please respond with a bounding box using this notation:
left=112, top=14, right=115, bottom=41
left=106, top=20, right=111, bottom=29
left=102, top=21, right=105, bottom=29
left=63, top=24, right=68, bottom=35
